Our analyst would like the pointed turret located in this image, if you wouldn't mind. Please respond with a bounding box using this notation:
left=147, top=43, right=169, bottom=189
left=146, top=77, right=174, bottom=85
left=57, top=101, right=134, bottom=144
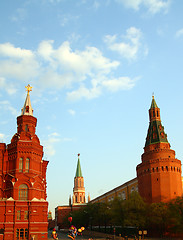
left=21, top=84, right=33, bottom=116
left=145, top=96, right=169, bottom=148
left=75, top=154, right=83, bottom=177
left=137, top=96, right=182, bottom=203
left=73, top=154, right=86, bottom=205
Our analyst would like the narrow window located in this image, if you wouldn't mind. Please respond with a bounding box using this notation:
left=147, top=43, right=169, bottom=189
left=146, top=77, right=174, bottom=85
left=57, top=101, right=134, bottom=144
left=166, top=166, right=168, bottom=171
left=19, top=184, right=28, bottom=200
left=17, top=210, right=21, bottom=220
left=80, top=196, right=82, bottom=202
left=153, top=110, right=155, bottom=117
left=19, top=158, right=23, bottom=172
left=122, top=191, right=126, bottom=200
left=24, top=211, right=28, bottom=220
left=156, top=167, right=158, bottom=172
left=26, top=106, right=29, bottom=113
left=157, top=110, right=159, bottom=117
left=162, top=166, right=164, bottom=171
left=25, top=158, right=29, bottom=173
left=25, top=124, right=28, bottom=132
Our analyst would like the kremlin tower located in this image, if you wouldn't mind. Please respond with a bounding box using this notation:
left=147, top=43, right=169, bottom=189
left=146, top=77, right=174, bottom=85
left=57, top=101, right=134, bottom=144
left=136, top=96, right=182, bottom=203
left=55, top=154, right=87, bottom=229
left=73, top=154, right=86, bottom=205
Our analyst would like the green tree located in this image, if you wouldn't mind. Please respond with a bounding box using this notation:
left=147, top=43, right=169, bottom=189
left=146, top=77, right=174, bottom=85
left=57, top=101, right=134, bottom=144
left=167, top=196, right=183, bottom=234
left=109, top=197, right=125, bottom=227
left=124, top=191, right=147, bottom=228
left=147, top=202, right=168, bottom=236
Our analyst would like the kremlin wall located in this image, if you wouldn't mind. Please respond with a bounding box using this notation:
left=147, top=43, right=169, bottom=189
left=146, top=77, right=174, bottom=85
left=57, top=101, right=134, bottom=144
left=0, top=83, right=182, bottom=238
left=55, top=96, right=183, bottom=228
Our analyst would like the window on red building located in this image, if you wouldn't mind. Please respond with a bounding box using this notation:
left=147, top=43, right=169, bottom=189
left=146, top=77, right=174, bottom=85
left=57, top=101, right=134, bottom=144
left=25, top=158, right=29, bottom=172
left=24, top=211, right=28, bottom=220
left=16, top=228, right=28, bottom=240
left=19, top=158, right=23, bottom=172
left=19, top=184, right=28, bottom=200
left=17, top=210, right=21, bottom=220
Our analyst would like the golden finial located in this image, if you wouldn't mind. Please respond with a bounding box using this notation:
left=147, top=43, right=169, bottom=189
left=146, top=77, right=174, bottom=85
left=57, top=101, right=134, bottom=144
left=152, top=92, right=154, bottom=99
left=25, top=84, right=32, bottom=95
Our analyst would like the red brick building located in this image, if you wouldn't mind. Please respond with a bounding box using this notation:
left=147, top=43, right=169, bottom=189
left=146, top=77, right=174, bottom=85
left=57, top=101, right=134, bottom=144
left=0, top=85, right=49, bottom=240
left=137, top=96, right=182, bottom=203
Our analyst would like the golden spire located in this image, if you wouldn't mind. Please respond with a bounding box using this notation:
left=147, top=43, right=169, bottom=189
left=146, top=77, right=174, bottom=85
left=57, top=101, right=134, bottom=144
left=25, top=84, right=32, bottom=95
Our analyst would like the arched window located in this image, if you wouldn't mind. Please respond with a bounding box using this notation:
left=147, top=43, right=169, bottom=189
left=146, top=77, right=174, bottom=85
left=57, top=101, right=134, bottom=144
left=80, top=195, right=82, bottom=202
left=25, top=124, right=28, bottom=132
left=19, top=158, right=23, bottom=172
left=122, top=191, right=126, bottom=200
left=25, top=158, right=29, bottom=173
left=19, top=184, right=28, bottom=200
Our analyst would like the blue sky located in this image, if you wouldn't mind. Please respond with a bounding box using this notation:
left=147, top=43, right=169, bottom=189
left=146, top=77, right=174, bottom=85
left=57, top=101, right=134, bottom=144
left=0, top=0, right=183, bottom=217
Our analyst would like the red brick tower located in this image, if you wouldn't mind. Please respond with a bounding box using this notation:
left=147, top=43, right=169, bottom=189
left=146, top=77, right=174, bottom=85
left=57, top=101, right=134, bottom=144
left=72, top=154, right=86, bottom=205
left=0, top=85, right=49, bottom=240
left=136, top=96, right=182, bottom=203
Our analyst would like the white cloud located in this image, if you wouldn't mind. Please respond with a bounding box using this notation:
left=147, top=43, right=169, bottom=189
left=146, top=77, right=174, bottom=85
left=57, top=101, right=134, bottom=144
left=0, top=133, right=5, bottom=141
left=68, top=109, right=76, bottom=115
left=93, top=1, right=100, bottom=9
left=175, top=28, right=183, bottom=38
left=0, top=39, right=137, bottom=101
left=0, top=42, right=33, bottom=58
left=67, top=84, right=102, bottom=101
left=104, top=27, right=144, bottom=60
left=42, top=132, right=72, bottom=158
left=42, top=133, right=60, bottom=158
left=102, top=77, right=137, bottom=92
left=67, top=75, right=137, bottom=101
left=11, top=8, right=27, bottom=22
left=0, top=100, right=19, bottom=116
left=116, top=0, right=171, bottom=14
left=0, top=43, right=39, bottom=80
left=0, top=77, right=17, bottom=95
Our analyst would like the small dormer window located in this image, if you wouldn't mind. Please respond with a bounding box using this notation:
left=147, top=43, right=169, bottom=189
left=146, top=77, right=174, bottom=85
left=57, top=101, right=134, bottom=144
left=26, top=106, right=29, bottom=113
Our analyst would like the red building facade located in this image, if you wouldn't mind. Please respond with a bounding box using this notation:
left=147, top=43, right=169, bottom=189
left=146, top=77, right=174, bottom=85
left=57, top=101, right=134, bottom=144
left=137, top=96, right=182, bottom=203
left=0, top=85, right=48, bottom=240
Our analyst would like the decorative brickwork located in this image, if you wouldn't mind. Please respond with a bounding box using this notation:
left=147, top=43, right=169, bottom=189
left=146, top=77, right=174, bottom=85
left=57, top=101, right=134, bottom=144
left=0, top=85, right=48, bottom=240
left=136, top=96, right=182, bottom=203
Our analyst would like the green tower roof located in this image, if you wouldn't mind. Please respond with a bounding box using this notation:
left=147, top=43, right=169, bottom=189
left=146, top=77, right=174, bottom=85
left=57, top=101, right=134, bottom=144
left=75, top=154, right=83, bottom=177
left=145, top=97, right=169, bottom=147
left=150, top=96, right=158, bottom=109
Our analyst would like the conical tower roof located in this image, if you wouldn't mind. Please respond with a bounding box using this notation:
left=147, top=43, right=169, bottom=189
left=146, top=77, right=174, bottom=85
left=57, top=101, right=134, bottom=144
left=150, top=95, right=158, bottom=109
left=75, top=153, right=83, bottom=177
left=21, top=84, right=33, bottom=116
left=145, top=96, right=169, bottom=147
